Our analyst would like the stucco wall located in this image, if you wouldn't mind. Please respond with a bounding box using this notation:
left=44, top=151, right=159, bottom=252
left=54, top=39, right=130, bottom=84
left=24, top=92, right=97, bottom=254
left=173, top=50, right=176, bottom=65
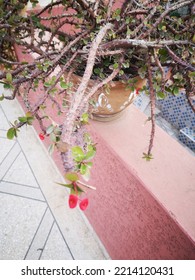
left=84, top=122, right=195, bottom=259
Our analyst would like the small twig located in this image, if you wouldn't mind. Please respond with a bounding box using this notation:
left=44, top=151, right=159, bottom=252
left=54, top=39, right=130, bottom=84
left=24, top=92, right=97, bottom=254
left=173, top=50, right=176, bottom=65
left=186, top=93, right=195, bottom=113
left=107, top=0, right=114, bottom=19
left=94, top=0, right=101, bottom=17
left=166, top=46, right=195, bottom=72
left=4, top=84, right=19, bottom=100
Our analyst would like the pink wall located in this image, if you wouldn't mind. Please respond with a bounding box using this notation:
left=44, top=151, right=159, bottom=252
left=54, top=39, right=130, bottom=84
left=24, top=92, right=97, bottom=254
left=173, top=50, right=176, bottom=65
left=85, top=123, right=195, bottom=259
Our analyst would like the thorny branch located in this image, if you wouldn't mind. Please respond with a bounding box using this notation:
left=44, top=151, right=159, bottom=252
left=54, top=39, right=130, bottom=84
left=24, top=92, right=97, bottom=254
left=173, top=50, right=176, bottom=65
left=0, top=0, right=194, bottom=171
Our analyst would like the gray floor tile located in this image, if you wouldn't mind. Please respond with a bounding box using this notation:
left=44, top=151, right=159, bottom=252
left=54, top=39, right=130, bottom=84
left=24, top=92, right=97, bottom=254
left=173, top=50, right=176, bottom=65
left=0, top=181, right=45, bottom=202
left=0, top=143, right=21, bottom=180
left=25, top=207, right=54, bottom=260
left=0, top=129, right=8, bottom=138
left=0, top=193, right=46, bottom=260
left=40, top=222, right=73, bottom=260
left=3, top=152, right=39, bottom=188
left=0, top=106, right=10, bottom=130
left=0, top=137, right=15, bottom=164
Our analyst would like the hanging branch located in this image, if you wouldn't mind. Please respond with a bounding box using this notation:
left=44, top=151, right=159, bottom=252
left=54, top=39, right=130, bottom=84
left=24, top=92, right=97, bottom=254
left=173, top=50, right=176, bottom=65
left=146, top=51, right=156, bottom=159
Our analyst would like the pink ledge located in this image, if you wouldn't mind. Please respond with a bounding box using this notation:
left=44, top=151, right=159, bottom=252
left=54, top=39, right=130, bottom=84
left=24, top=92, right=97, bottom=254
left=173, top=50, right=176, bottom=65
left=85, top=107, right=195, bottom=259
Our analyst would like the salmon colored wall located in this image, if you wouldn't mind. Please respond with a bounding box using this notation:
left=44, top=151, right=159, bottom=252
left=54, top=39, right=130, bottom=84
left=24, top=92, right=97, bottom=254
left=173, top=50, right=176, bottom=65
left=85, top=124, right=195, bottom=259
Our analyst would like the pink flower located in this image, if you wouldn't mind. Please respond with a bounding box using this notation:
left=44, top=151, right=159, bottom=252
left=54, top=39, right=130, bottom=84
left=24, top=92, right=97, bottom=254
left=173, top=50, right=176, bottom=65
left=135, top=87, right=141, bottom=95
left=79, top=198, right=89, bottom=211
left=39, top=133, right=45, bottom=140
left=68, top=194, right=78, bottom=209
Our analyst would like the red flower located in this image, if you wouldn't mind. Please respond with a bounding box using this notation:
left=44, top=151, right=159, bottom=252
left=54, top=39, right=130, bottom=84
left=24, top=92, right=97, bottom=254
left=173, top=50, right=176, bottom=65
left=68, top=194, right=78, bottom=209
left=39, top=133, right=45, bottom=140
left=79, top=198, right=89, bottom=211
left=135, top=87, right=141, bottom=95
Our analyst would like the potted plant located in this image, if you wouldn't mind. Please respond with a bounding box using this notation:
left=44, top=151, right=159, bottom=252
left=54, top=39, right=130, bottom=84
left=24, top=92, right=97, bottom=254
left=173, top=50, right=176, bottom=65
left=0, top=0, right=194, bottom=201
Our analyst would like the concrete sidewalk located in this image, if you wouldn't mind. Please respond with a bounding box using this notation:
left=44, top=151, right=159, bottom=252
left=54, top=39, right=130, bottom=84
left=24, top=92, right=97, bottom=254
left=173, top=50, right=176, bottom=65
left=0, top=93, right=109, bottom=260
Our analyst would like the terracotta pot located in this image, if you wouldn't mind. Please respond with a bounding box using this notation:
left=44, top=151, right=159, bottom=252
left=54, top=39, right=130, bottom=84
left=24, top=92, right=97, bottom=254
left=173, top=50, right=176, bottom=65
left=64, top=72, right=146, bottom=122
left=91, top=77, right=146, bottom=122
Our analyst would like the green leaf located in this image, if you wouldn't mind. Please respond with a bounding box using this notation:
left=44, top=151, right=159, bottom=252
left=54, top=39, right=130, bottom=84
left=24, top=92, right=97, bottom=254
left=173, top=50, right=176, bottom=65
left=70, top=185, right=84, bottom=195
left=60, top=81, right=69, bottom=89
left=157, top=91, right=166, bottom=99
left=85, top=150, right=96, bottom=160
left=46, top=124, right=54, bottom=134
left=142, top=153, right=153, bottom=161
left=26, top=117, right=34, bottom=125
left=65, top=172, right=79, bottom=182
left=81, top=113, right=89, bottom=124
left=138, top=66, right=147, bottom=79
left=82, top=168, right=90, bottom=181
left=0, top=94, right=4, bottom=101
left=3, top=83, right=12, bottom=89
left=48, top=143, right=55, bottom=155
left=113, top=63, right=119, bottom=69
left=7, top=127, right=17, bottom=140
left=94, top=68, right=101, bottom=75
left=122, top=62, right=130, bottom=69
left=18, top=116, right=27, bottom=123
left=50, top=132, right=57, bottom=142
left=85, top=162, right=93, bottom=168
left=56, top=182, right=73, bottom=189
left=80, top=164, right=87, bottom=175
left=71, top=146, right=85, bottom=161
left=189, top=72, right=195, bottom=78
left=44, top=82, right=51, bottom=87
left=173, top=86, right=179, bottom=95
left=6, top=72, right=12, bottom=83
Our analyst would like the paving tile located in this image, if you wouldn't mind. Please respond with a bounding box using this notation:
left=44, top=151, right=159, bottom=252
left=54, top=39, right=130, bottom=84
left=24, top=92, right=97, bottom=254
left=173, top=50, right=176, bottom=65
left=0, top=181, right=45, bottom=202
left=0, top=106, right=10, bottom=130
left=0, top=98, right=109, bottom=260
left=0, top=193, right=46, bottom=260
left=25, top=207, right=54, bottom=260
left=3, top=152, right=39, bottom=188
left=0, top=129, right=8, bottom=138
left=0, top=143, right=21, bottom=180
left=40, top=222, right=73, bottom=260
left=0, top=137, right=15, bottom=164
